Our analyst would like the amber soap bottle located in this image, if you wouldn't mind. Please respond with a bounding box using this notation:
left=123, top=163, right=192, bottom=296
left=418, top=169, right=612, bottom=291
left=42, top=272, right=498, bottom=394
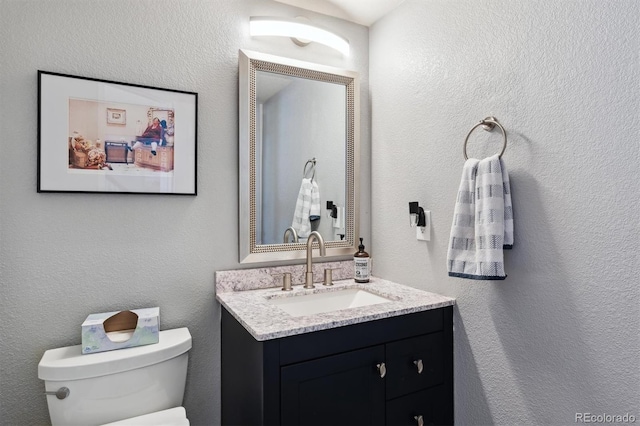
left=354, top=238, right=371, bottom=283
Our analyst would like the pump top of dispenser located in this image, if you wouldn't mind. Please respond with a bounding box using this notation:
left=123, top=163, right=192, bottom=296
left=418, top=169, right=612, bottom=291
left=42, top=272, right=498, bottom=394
left=354, top=238, right=369, bottom=257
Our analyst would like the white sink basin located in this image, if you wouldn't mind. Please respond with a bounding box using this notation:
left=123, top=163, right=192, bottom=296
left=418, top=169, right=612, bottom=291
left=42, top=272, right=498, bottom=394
left=267, top=288, right=393, bottom=317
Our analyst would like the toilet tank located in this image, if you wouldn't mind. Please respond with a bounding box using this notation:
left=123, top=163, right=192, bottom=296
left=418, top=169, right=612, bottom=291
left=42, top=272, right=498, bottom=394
left=38, top=327, right=191, bottom=426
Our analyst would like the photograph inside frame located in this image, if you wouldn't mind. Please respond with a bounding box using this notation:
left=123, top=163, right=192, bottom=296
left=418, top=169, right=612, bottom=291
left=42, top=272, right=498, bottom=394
left=68, top=98, right=176, bottom=176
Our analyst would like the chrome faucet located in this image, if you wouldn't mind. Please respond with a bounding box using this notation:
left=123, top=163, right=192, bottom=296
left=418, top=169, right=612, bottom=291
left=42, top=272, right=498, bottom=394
left=283, top=226, right=299, bottom=243
left=304, top=231, right=326, bottom=289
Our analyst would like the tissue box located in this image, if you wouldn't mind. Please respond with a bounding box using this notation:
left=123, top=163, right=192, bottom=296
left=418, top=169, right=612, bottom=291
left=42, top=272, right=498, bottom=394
left=81, top=307, right=159, bottom=354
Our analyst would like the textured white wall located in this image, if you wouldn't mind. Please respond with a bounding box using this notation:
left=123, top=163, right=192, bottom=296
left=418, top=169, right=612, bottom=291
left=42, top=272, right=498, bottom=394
left=370, top=0, right=639, bottom=424
left=0, top=1, right=369, bottom=424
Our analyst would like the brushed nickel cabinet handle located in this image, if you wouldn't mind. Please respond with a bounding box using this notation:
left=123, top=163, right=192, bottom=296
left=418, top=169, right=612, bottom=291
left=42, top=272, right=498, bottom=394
left=413, top=359, right=424, bottom=374
left=414, top=414, right=424, bottom=426
left=376, top=362, right=386, bottom=378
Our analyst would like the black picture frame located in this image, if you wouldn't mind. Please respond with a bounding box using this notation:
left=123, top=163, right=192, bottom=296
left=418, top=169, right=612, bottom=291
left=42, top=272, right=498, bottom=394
left=38, top=71, right=197, bottom=195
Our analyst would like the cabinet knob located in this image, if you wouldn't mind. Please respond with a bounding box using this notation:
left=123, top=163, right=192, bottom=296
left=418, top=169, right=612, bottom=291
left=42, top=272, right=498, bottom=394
left=414, top=415, right=424, bottom=426
left=376, top=362, right=386, bottom=378
left=413, top=359, right=424, bottom=374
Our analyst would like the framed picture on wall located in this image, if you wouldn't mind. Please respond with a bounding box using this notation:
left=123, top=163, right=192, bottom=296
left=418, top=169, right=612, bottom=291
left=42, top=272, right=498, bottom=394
left=37, top=71, right=198, bottom=195
left=106, top=108, right=127, bottom=125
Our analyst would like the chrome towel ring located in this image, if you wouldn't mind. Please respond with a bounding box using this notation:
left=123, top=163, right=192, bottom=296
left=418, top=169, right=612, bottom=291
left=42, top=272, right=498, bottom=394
left=463, top=116, right=507, bottom=160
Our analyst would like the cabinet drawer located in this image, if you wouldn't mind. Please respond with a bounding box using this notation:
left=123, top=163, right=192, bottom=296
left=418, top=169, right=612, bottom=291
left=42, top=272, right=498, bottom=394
left=280, top=309, right=443, bottom=365
left=386, top=333, right=444, bottom=400
left=134, top=146, right=174, bottom=171
left=386, top=385, right=451, bottom=426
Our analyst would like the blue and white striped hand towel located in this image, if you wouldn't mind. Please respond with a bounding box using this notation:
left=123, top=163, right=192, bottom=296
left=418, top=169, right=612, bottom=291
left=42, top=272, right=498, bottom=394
left=291, top=178, right=320, bottom=239
left=447, top=154, right=513, bottom=280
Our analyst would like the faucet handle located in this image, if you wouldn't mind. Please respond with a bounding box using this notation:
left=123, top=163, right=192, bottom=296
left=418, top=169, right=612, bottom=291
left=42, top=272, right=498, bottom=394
left=323, top=269, right=334, bottom=286
left=271, top=272, right=293, bottom=291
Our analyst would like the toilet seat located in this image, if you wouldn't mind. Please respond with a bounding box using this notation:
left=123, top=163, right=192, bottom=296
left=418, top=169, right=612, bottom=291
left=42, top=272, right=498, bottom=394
left=101, top=407, right=189, bottom=426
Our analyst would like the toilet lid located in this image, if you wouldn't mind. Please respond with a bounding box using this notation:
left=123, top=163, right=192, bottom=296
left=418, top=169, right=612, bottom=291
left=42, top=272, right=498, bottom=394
left=39, top=328, right=192, bottom=381
left=101, top=407, right=189, bottom=426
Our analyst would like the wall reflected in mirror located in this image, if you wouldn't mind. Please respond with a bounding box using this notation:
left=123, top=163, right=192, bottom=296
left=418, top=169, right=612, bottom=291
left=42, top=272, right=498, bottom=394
left=256, top=71, right=346, bottom=245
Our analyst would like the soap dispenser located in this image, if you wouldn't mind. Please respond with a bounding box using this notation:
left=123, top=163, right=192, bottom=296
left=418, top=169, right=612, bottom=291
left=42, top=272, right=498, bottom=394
left=354, top=238, right=370, bottom=283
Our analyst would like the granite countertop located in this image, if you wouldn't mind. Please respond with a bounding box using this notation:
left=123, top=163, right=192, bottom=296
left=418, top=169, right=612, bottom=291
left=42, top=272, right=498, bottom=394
left=216, top=275, right=455, bottom=341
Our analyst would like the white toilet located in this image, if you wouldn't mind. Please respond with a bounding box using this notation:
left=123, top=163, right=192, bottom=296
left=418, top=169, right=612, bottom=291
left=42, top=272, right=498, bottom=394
left=38, top=327, right=191, bottom=426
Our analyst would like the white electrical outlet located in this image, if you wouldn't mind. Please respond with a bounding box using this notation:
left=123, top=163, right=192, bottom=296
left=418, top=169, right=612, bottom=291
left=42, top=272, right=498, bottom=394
left=416, top=210, right=431, bottom=241
left=416, top=226, right=427, bottom=241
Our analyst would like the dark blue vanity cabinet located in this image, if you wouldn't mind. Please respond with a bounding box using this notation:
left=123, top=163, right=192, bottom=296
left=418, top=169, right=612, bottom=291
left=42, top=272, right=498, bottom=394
left=221, top=306, right=453, bottom=426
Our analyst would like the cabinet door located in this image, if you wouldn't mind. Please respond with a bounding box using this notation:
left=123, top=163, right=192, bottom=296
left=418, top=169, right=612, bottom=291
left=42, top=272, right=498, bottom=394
left=386, top=333, right=444, bottom=400
left=281, top=345, right=386, bottom=426
left=386, top=385, right=452, bottom=426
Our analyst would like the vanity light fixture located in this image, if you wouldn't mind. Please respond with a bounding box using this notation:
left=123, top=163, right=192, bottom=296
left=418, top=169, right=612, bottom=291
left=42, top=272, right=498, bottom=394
left=249, top=16, right=350, bottom=56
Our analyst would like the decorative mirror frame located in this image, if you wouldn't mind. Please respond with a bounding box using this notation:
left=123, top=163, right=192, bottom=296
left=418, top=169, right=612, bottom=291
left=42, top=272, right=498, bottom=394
left=239, top=49, right=360, bottom=263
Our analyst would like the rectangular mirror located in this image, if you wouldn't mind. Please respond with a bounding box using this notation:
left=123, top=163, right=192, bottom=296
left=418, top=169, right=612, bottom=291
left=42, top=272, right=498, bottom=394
left=239, top=49, right=360, bottom=263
